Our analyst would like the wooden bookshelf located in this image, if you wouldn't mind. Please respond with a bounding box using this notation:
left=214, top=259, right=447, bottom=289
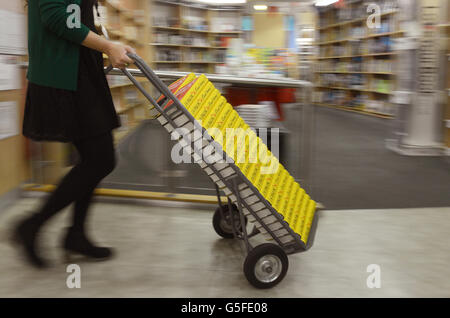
left=314, top=103, right=393, bottom=119
left=314, top=2, right=401, bottom=118
left=97, top=0, right=152, bottom=143
left=150, top=0, right=243, bottom=74
left=0, top=3, right=30, bottom=195
left=441, top=23, right=450, bottom=152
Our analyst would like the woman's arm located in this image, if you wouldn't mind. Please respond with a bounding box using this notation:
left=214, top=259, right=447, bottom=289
left=38, top=0, right=134, bottom=69
left=82, top=31, right=134, bottom=69
left=39, top=0, right=91, bottom=44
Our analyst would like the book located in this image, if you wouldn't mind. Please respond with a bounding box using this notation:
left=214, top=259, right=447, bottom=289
left=163, top=75, right=209, bottom=111
left=292, top=194, right=310, bottom=236
left=211, top=103, right=233, bottom=131
left=301, top=200, right=317, bottom=243
left=286, top=187, right=304, bottom=225
left=150, top=73, right=196, bottom=117
left=283, top=185, right=300, bottom=220
left=278, top=179, right=297, bottom=216
left=203, top=96, right=227, bottom=128
left=268, top=168, right=288, bottom=206
left=187, top=82, right=216, bottom=117
left=156, top=73, right=196, bottom=104
left=275, top=176, right=294, bottom=213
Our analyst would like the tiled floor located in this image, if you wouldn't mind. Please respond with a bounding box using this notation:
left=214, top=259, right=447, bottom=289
left=0, top=197, right=449, bottom=297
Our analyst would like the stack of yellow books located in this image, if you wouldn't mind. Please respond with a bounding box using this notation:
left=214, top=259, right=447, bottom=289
left=157, top=74, right=316, bottom=244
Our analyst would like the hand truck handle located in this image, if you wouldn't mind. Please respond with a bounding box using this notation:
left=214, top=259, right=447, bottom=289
left=126, top=53, right=181, bottom=101
left=108, top=52, right=189, bottom=119
left=100, top=25, right=175, bottom=117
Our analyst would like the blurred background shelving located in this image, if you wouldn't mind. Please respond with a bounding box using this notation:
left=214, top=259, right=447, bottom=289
left=150, top=0, right=243, bottom=74
left=96, top=0, right=244, bottom=143
left=97, top=0, right=152, bottom=144
left=313, top=0, right=402, bottom=119
left=442, top=22, right=450, bottom=154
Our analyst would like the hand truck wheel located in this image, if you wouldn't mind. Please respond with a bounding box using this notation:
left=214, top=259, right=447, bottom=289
left=243, top=243, right=289, bottom=289
left=212, top=204, right=248, bottom=239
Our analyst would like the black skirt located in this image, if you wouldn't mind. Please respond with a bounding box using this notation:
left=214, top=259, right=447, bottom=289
left=23, top=0, right=120, bottom=142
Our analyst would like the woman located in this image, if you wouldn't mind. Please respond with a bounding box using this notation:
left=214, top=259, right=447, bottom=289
left=14, top=0, right=135, bottom=268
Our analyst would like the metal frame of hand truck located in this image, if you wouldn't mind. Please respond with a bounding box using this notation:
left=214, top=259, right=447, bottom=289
left=108, top=53, right=319, bottom=288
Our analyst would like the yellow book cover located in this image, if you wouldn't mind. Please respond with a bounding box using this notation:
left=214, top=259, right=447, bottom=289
left=249, top=163, right=262, bottom=184
left=223, top=111, right=240, bottom=155
left=241, top=126, right=256, bottom=149
left=292, top=194, right=310, bottom=236
left=207, top=104, right=233, bottom=148
left=268, top=168, right=288, bottom=205
left=290, top=195, right=304, bottom=232
left=284, top=178, right=298, bottom=214
left=234, top=127, right=256, bottom=163
left=203, top=96, right=227, bottom=128
left=254, top=172, right=267, bottom=192
left=156, top=73, right=196, bottom=104
left=241, top=162, right=254, bottom=178
left=186, top=82, right=215, bottom=117
left=232, top=117, right=247, bottom=130
left=301, top=200, right=317, bottom=243
left=275, top=176, right=294, bottom=213
left=288, top=188, right=306, bottom=225
left=236, top=161, right=246, bottom=173
left=235, top=141, right=247, bottom=167
left=248, top=132, right=259, bottom=164
left=225, top=109, right=247, bottom=131
left=223, top=110, right=239, bottom=132
left=258, top=140, right=270, bottom=163
left=194, top=89, right=221, bottom=122
left=259, top=147, right=280, bottom=176
left=164, top=75, right=208, bottom=111
left=279, top=179, right=297, bottom=216
left=286, top=187, right=304, bottom=225
left=261, top=173, right=276, bottom=198
left=211, top=103, right=233, bottom=131
left=245, top=165, right=255, bottom=183
left=283, top=185, right=299, bottom=220
left=272, top=170, right=290, bottom=207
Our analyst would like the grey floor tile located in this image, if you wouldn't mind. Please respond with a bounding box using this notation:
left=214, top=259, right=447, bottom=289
left=0, top=198, right=449, bottom=297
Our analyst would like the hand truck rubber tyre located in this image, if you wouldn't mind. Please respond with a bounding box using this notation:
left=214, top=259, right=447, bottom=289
left=212, top=204, right=247, bottom=239
left=243, top=243, right=289, bottom=289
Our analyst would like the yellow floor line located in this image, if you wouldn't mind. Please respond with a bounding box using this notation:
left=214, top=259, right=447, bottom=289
left=23, top=184, right=227, bottom=205
left=23, top=184, right=325, bottom=209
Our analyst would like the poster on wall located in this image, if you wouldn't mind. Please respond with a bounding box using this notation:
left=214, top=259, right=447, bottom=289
left=0, top=101, right=18, bottom=140
left=0, top=9, right=26, bottom=55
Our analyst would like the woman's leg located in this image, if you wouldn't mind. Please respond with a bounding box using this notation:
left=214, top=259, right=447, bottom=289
left=72, top=189, right=96, bottom=233
left=71, top=132, right=116, bottom=233
left=32, top=132, right=116, bottom=226
left=15, top=132, right=116, bottom=267
left=63, top=132, right=116, bottom=259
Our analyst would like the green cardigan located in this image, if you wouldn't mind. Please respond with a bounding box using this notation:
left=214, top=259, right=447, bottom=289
left=27, top=0, right=91, bottom=91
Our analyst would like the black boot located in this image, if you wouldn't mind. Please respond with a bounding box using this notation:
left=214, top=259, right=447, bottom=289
left=12, top=215, right=49, bottom=269
left=63, top=227, right=113, bottom=261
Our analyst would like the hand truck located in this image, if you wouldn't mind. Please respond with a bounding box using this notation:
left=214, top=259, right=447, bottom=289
left=106, top=53, right=320, bottom=289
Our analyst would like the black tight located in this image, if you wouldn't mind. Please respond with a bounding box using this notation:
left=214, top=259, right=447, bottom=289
left=33, top=132, right=116, bottom=232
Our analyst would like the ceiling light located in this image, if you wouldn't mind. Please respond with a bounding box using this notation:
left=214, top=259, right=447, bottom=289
left=315, top=0, right=338, bottom=7
left=196, top=0, right=247, bottom=4
left=253, top=4, right=268, bottom=11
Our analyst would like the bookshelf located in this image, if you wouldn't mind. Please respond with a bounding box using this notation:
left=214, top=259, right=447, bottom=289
left=150, top=0, right=243, bottom=74
left=441, top=23, right=450, bottom=154
left=97, top=0, right=152, bottom=143
left=0, top=2, right=30, bottom=195
left=94, top=0, right=243, bottom=143
left=313, top=1, right=402, bottom=119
